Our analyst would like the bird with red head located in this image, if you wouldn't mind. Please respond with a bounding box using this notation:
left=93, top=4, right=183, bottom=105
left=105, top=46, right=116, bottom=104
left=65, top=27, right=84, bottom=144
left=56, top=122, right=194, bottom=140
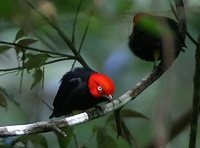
left=49, top=67, right=115, bottom=118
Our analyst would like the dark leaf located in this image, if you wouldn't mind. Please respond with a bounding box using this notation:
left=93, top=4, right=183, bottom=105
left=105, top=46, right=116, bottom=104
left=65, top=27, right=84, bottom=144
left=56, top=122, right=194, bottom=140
left=15, top=38, right=38, bottom=53
left=0, top=92, right=7, bottom=108
left=107, top=109, right=149, bottom=123
left=0, top=144, right=12, bottom=148
left=24, top=53, right=49, bottom=71
left=174, top=0, right=187, bottom=40
left=0, top=87, right=19, bottom=107
left=96, top=127, right=118, bottom=148
left=31, top=68, right=43, bottom=89
left=109, top=120, right=139, bottom=148
left=56, top=127, right=73, bottom=148
left=17, top=38, right=38, bottom=46
left=15, top=28, right=27, bottom=41
left=114, top=109, right=123, bottom=138
left=30, top=135, right=48, bottom=148
left=120, top=120, right=139, bottom=148
left=0, top=45, right=11, bottom=54
left=17, top=134, right=48, bottom=148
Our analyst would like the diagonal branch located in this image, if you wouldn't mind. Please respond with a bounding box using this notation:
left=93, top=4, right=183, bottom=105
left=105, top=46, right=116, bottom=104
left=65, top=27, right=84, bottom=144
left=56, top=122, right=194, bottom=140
left=0, top=57, right=74, bottom=72
left=169, top=0, right=199, bottom=46
left=189, top=33, right=200, bottom=148
left=71, top=0, right=93, bottom=69
left=72, top=0, right=85, bottom=44
left=24, top=0, right=89, bottom=68
left=0, top=40, right=73, bottom=58
left=0, top=62, right=169, bottom=137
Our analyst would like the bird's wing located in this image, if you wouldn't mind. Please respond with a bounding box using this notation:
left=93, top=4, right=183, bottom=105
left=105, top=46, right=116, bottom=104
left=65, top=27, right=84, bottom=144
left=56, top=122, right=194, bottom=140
left=52, top=77, right=81, bottom=107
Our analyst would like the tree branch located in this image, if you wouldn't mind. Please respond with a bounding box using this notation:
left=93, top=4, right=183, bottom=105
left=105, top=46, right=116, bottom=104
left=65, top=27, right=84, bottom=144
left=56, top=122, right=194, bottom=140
left=189, top=33, right=200, bottom=148
left=0, top=62, right=169, bottom=137
left=169, top=0, right=199, bottom=46
left=0, top=40, right=73, bottom=58
left=24, top=0, right=89, bottom=68
left=0, top=113, right=89, bottom=137
left=0, top=57, right=74, bottom=72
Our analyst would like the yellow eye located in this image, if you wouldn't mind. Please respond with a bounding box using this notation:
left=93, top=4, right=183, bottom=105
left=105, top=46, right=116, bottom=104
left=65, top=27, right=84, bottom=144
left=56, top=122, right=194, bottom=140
left=97, top=86, right=103, bottom=92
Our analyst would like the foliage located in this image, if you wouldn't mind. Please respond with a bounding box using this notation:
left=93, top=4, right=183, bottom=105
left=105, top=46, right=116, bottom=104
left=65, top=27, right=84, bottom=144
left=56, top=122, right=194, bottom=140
left=0, top=0, right=200, bottom=148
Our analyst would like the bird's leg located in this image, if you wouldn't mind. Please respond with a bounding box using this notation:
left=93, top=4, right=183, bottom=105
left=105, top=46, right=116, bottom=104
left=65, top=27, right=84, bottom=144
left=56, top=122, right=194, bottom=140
left=87, top=105, right=105, bottom=118
left=95, top=104, right=105, bottom=116
left=153, top=60, right=157, bottom=69
left=153, top=50, right=160, bottom=69
left=49, top=119, right=67, bottom=137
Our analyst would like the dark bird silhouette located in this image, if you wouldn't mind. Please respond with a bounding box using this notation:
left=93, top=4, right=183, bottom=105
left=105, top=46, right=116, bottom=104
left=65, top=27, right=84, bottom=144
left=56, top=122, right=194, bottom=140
left=49, top=67, right=115, bottom=118
left=129, top=12, right=186, bottom=66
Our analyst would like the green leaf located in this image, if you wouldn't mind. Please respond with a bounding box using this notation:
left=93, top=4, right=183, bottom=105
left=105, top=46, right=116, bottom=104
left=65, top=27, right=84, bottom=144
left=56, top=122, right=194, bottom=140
left=15, top=28, right=27, bottom=41
left=30, top=135, right=48, bottom=148
left=17, top=134, right=48, bottom=148
left=31, top=68, right=43, bottom=89
left=0, top=92, right=7, bottom=108
left=24, top=53, right=49, bottom=71
left=56, top=127, right=73, bottom=148
left=107, top=109, right=149, bottom=123
left=0, top=0, right=17, bottom=18
left=0, top=45, right=11, bottom=54
left=96, top=127, right=118, bottom=148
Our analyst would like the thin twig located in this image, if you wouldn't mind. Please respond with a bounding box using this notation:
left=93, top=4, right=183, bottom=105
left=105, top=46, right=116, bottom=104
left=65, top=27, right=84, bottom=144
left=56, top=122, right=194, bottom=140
left=71, top=0, right=93, bottom=69
left=0, top=57, right=74, bottom=72
left=169, top=0, right=199, bottom=46
left=24, top=0, right=89, bottom=68
left=189, top=33, right=200, bottom=148
left=0, top=70, right=19, bottom=76
left=173, top=0, right=187, bottom=44
left=0, top=40, right=73, bottom=58
left=72, top=0, right=85, bottom=44
left=186, top=31, right=199, bottom=47
left=0, top=67, right=23, bottom=72
left=78, top=0, right=93, bottom=52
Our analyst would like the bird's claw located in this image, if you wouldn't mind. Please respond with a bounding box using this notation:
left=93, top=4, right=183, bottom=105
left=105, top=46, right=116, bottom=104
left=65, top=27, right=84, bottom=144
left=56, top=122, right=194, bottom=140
left=95, top=105, right=105, bottom=116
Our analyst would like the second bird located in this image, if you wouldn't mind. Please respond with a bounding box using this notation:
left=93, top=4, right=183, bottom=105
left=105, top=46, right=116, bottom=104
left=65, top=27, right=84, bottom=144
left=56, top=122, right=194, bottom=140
left=129, top=12, right=186, bottom=66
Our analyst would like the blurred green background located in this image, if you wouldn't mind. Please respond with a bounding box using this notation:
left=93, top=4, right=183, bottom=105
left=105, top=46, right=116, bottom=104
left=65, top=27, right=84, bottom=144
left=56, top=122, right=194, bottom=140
left=0, top=0, right=200, bottom=147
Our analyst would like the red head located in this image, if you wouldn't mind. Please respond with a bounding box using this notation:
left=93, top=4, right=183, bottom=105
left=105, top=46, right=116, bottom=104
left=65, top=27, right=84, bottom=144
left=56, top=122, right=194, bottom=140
left=88, top=73, right=115, bottom=101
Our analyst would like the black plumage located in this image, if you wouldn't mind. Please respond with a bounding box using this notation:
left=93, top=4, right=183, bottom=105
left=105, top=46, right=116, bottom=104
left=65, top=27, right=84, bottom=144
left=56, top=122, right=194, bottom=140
left=129, top=13, right=186, bottom=63
left=49, top=67, right=108, bottom=118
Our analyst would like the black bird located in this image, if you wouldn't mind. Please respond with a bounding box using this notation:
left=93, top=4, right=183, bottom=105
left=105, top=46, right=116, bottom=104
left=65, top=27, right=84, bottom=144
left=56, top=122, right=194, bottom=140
left=49, top=67, right=115, bottom=118
left=129, top=12, right=186, bottom=66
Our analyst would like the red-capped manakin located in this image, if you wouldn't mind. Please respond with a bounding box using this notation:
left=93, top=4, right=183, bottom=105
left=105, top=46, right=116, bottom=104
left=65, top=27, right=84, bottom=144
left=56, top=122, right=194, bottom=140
left=49, top=67, right=115, bottom=118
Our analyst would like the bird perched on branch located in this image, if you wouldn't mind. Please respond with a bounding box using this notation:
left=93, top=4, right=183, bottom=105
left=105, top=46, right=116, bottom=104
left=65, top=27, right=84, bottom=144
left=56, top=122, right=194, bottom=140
left=49, top=67, right=115, bottom=118
left=129, top=12, right=186, bottom=66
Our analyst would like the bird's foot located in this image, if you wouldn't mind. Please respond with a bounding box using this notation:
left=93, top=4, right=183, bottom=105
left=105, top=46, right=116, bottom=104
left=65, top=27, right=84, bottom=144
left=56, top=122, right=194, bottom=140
left=86, top=105, right=105, bottom=118
left=95, top=104, right=105, bottom=116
